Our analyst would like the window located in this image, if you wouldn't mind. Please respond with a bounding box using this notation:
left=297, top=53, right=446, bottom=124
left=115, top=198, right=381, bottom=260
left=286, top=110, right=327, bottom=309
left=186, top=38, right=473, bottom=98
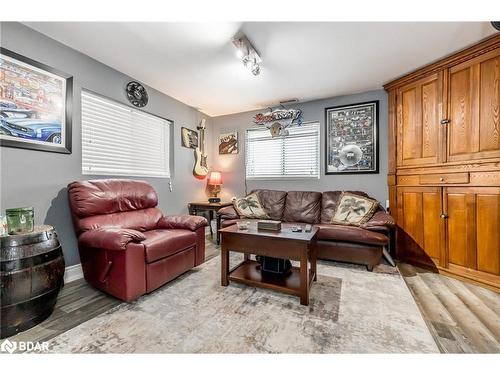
left=81, top=90, right=171, bottom=178
left=245, top=122, right=320, bottom=179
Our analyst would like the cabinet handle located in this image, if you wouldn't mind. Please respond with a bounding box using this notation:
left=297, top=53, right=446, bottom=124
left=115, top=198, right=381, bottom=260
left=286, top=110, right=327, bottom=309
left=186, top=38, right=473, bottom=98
left=439, top=177, right=445, bottom=182
left=440, top=214, right=449, bottom=219
left=440, top=119, right=450, bottom=125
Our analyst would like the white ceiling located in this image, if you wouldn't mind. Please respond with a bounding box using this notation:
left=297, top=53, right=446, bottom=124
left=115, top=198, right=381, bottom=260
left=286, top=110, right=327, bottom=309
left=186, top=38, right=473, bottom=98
left=24, top=22, right=496, bottom=117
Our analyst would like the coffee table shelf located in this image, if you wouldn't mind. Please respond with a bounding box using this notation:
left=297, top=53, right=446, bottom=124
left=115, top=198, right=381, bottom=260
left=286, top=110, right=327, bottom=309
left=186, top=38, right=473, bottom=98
left=228, top=259, right=315, bottom=297
left=219, top=222, right=318, bottom=305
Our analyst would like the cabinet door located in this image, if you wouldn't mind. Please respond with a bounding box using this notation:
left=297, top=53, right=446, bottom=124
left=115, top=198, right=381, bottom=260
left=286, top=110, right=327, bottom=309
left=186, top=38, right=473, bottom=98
left=396, top=186, right=444, bottom=267
left=397, top=73, right=443, bottom=167
left=444, top=187, right=500, bottom=282
left=447, top=48, right=500, bottom=162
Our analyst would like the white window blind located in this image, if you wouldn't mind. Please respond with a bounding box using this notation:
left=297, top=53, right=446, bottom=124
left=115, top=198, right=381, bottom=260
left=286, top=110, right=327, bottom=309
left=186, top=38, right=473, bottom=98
left=81, top=90, right=171, bottom=178
left=245, top=122, right=320, bottom=179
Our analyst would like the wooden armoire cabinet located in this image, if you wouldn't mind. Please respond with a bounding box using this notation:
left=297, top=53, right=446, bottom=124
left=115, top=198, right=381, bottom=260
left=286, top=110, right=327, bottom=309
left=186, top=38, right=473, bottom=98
left=385, top=33, right=500, bottom=291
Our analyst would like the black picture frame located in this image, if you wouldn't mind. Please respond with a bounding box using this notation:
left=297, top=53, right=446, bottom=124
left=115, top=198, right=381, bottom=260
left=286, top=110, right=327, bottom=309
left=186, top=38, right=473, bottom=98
left=0, top=47, right=73, bottom=154
left=324, top=100, right=379, bottom=175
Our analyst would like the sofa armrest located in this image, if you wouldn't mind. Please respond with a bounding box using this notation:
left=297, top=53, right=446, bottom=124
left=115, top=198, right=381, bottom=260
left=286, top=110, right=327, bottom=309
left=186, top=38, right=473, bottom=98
left=79, top=228, right=146, bottom=251
left=361, top=211, right=395, bottom=231
left=217, top=205, right=239, bottom=220
left=157, top=215, right=208, bottom=231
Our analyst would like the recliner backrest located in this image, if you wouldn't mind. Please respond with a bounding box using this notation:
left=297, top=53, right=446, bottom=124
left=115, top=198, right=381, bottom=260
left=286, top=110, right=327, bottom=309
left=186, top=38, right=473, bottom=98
left=67, top=179, right=161, bottom=234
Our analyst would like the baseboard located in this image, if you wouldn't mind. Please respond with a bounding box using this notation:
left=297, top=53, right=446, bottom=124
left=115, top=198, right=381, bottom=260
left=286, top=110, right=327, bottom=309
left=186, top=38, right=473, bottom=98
left=64, top=263, right=84, bottom=283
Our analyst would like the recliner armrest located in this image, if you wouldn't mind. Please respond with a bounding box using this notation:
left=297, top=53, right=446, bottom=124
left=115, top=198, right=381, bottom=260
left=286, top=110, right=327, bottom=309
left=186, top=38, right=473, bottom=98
left=217, top=205, right=239, bottom=220
left=360, top=211, right=395, bottom=231
left=78, top=228, right=146, bottom=251
left=157, top=215, right=208, bottom=231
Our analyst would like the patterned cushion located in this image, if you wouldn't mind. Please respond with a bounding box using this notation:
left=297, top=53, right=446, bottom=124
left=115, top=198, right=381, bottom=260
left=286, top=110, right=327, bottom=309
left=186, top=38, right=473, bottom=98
left=233, top=193, right=270, bottom=219
left=331, top=192, right=379, bottom=226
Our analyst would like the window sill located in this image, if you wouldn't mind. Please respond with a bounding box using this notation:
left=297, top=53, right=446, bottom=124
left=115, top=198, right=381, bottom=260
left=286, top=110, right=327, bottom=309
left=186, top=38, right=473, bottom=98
left=246, top=176, right=320, bottom=181
left=82, top=170, right=171, bottom=179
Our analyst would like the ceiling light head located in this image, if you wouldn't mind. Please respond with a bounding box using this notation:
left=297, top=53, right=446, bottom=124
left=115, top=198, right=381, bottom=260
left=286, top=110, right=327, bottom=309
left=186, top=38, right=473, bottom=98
left=251, top=60, right=260, bottom=76
left=242, top=54, right=251, bottom=67
left=234, top=38, right=247, bottom=59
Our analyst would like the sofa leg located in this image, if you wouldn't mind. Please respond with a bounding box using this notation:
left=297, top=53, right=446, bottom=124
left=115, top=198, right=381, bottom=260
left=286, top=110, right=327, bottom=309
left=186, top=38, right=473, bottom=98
left=382, top=246, right=396, bottom=267
left=366, top=265, right=374, bottom=272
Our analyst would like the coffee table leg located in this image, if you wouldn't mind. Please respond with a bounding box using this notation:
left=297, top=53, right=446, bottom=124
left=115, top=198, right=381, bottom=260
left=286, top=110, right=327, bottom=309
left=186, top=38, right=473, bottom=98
left=300, top=251, right=309, bottom=306
left=221, top=245, right=229, bottom=286
left=311, top=242, right=317, bottom=282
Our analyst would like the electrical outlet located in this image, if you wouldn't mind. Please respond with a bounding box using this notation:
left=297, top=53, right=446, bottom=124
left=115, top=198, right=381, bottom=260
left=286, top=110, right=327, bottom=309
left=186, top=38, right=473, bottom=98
left=386, top=199, right=390, bottom=209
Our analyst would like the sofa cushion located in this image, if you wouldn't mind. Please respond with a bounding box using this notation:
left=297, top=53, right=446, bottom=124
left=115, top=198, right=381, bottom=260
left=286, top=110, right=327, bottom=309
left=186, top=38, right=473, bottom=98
left=251, top=189, right=287, bottom=220
left=142, top=229, right=197, bottom=263
left=315, top=224, right=388, bottom=246
left=331, top=192, right=379, bottom=226
left=321, top=190, right=378, bottom=223
left=233, top=193, right=270, bottom=219
left=217, top=205, right=239, bottom=220
left=283, top=191, right=322, bottom=224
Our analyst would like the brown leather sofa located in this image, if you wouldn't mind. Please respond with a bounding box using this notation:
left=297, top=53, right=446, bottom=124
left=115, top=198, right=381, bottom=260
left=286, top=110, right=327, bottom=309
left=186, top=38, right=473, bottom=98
left=218, top=189, right=395, bottom=271
left=67, top=179, right=208, bottom=301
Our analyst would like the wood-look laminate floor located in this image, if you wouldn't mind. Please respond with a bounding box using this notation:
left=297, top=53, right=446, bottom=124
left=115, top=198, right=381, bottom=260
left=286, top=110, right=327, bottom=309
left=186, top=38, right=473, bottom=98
left=4, top=236, right=499, bottom=354
left=1, top=236, right=220, bottom=347
left=398, top=262, right=500, bottom=353
left=3, top=277, right=120, bottom=346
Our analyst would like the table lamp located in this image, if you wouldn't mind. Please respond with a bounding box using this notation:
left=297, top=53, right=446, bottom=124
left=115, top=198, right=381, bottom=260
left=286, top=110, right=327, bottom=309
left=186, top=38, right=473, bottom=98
left=207, top=171, right=222, bottom=203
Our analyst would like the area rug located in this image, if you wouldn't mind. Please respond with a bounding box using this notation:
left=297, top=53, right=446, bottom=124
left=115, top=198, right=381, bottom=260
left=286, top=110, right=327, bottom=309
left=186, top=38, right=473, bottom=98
left=46, top=254, right=438, bottom=353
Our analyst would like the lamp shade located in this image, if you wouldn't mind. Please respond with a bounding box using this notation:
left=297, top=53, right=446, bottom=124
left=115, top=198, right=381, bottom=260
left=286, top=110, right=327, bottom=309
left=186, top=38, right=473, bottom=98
left=207, top=171, right=222, bottom=185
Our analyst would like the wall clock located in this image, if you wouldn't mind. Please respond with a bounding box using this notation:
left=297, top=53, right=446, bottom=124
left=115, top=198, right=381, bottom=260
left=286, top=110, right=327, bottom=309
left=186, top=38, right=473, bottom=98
left=126, top=81, right=148, bottom=107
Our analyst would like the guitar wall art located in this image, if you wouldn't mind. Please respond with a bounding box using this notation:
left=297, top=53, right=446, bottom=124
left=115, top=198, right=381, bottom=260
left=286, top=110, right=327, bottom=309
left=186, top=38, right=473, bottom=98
left=193, top=118, right=209, bottom=179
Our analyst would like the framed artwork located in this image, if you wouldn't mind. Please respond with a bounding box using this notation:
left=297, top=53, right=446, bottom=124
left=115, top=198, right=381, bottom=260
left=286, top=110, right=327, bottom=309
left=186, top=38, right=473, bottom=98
left=219, top=131, right=238, bottom=154
left=0, top=48, right=73, bottom=154
left=181, top=126, right=198, bottom=149
left=325, top=101, right=379, bottom=174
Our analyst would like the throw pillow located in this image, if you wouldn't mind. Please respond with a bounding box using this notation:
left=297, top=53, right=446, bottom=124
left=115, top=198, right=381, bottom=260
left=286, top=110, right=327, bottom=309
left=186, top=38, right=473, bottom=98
left=233, top=193, right=270, bottom=219
left=331, top=192, right=379, bottom=226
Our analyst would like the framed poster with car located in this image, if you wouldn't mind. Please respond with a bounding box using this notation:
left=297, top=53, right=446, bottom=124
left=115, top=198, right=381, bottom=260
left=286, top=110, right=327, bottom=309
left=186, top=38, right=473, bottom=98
left=325, top=101, right=378, bottom=174
left=0, top=48, right=72, bottom=154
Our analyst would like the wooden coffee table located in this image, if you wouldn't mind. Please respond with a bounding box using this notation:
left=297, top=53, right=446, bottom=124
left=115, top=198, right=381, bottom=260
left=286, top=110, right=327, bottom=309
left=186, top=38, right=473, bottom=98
left=219, top=222, right=318, bottom=305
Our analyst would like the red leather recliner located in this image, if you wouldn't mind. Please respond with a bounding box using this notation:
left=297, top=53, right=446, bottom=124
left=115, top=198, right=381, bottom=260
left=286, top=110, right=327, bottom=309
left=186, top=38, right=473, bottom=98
left=67, top=179, right=208, bottom=302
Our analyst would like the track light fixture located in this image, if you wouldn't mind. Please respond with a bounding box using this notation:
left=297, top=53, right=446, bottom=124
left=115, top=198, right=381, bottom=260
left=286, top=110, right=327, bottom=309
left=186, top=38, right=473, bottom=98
left=232, top=34, right=262, bottom=76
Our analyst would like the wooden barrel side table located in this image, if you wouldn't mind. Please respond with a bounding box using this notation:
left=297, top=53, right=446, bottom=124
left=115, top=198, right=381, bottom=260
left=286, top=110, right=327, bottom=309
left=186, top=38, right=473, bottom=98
left=0, top=225, right=65, bottom=338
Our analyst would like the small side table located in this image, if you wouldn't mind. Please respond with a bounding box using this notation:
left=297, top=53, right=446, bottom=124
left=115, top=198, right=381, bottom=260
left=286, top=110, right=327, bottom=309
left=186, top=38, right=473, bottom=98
left=188, top=201, right=232, bottom=244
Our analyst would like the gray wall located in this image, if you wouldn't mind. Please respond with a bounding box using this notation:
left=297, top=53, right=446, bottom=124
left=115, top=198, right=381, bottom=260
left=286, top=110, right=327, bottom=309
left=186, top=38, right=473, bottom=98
left=210, top=90, right=388, bottom=205
left=0, top=22, right=213, bottom=266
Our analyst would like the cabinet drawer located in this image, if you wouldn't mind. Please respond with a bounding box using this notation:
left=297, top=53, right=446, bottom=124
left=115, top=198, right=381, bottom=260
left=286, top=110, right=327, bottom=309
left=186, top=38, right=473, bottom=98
left=419, top=173, right=469, bottom=184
